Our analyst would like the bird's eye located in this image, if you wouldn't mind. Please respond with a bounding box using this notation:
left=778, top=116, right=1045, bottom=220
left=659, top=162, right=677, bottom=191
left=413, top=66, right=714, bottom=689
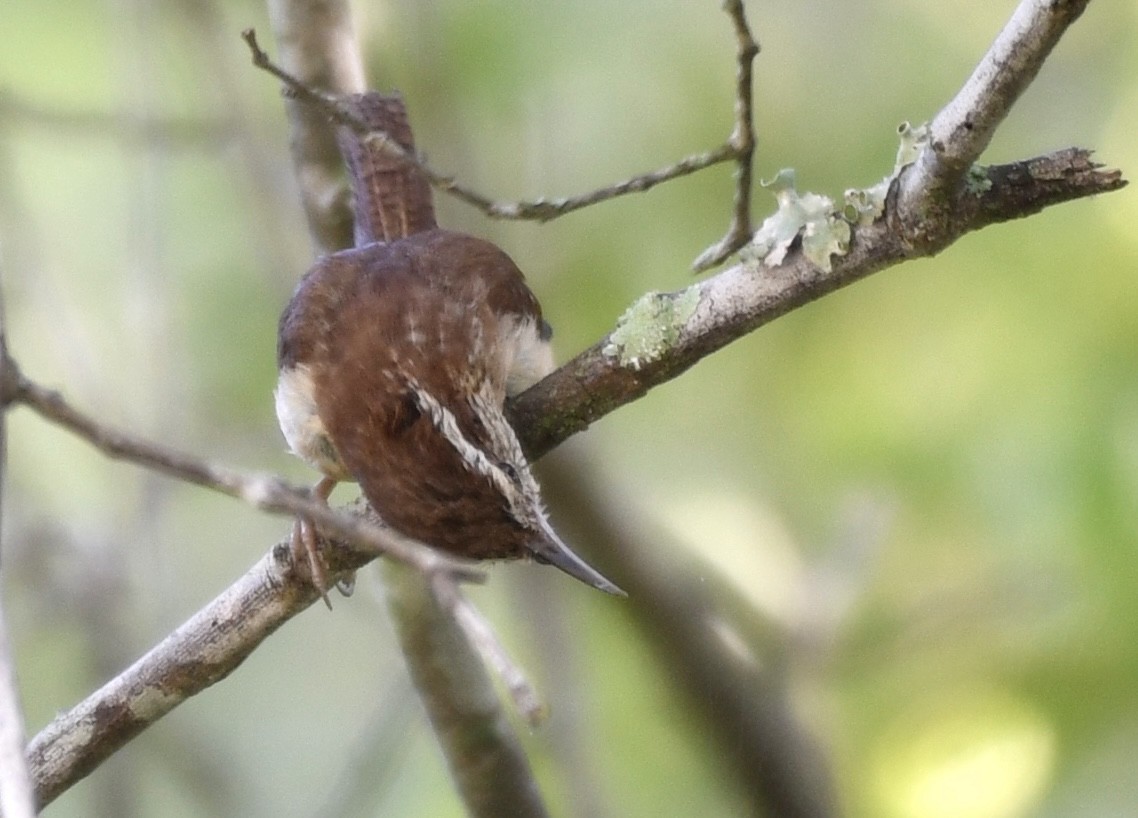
left=498, top=461, right=521, bottom=485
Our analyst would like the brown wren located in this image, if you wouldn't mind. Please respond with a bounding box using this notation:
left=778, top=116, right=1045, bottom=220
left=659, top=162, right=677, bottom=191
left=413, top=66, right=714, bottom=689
left=275, top=93, right=623, bottom=597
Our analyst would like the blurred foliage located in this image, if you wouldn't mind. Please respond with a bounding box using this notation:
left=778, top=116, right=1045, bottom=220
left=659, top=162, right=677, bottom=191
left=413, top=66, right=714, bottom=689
left=1, top=0, right=1136, bottom=816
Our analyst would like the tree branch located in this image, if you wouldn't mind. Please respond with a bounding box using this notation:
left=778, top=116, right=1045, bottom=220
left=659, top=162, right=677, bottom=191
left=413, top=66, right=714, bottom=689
left=509, top=153, right=1124, bottom=458
left=27, top=546, right=305, bottom=807
left=242, top=9, right=757, bottom=235
left=692, top=0, right=760, bottom=271
left=896, top=0, right=1094, bottom=245
left=507, top=0, right=1123, bottom=456
left=385, top=563, right=550, bottom=818
left=264, top=0, right=366, bottom=254
left=0, top=601, right=33, bottom=818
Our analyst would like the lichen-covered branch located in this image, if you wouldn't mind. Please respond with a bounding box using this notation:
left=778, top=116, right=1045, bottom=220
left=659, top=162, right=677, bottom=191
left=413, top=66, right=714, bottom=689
left=509, top=0, right=1123, bottom=455
left=509, top=148, right=1124, bottom=457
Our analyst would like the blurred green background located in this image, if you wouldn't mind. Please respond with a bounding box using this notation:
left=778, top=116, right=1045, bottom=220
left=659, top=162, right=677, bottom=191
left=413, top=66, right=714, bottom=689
left=2, top=0, right=1136, bottom=816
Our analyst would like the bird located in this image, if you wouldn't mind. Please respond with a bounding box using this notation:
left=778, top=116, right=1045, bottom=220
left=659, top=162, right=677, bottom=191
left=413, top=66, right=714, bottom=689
left=274, top=93, right=623, bottom=598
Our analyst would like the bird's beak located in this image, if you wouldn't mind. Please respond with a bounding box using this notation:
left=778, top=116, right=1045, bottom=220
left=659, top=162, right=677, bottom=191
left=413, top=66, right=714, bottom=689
left=527, top=525, right=626, bottom=597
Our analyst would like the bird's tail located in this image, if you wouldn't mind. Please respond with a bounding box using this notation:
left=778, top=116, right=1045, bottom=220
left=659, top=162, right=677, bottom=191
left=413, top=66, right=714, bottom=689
left=336, top=93, right=437, bottom=245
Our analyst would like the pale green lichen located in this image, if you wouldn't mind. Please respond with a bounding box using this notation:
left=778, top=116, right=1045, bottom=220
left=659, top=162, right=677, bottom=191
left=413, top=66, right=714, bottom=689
left=965, top=164, right=993, bottom=195
left=744, top=169, right=849, bottom=272
left=894, top=120, right=930, bottom=167
left=844, top=120, right=931, bottom=226
left=602, top=287, right=700, bottom=370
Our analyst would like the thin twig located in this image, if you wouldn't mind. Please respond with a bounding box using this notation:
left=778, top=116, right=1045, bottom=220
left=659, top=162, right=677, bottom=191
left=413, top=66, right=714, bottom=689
left=692, top=0, right=761, bottom=271
left=241, top=28, right=747, bottom=225
left=1, top=362, right=483, bottom=584
left=435, top=579, right=547, bottom=727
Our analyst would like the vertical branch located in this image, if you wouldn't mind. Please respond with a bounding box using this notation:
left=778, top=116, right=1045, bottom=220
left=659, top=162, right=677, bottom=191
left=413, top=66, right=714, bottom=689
left=0, top=603, right=34, bottom=818
left=384, top=563, right=550, bottom=818
left=265, top=0, right=366, bottom=254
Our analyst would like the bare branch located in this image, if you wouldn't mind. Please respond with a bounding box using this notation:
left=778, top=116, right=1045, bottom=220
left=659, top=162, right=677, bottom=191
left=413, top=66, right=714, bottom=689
left=0, top=606, right=33, bottom=818
left=384, top=562, right=550, bottom=818
left=540, top=453, right=839, bottom=818
left=0, top=260, right=35, bottom=818
left=2, top=362, right=482, bottom=584
left=241, top=26, right=750, bottom=226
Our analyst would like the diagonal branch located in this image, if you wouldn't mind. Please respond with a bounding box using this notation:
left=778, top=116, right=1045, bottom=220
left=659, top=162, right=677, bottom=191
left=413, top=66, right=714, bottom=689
left=384, top=563, right=550, bottom=818
left=1, top=361, right=482, bottom=585
left=509, top=149, right=1124, bottom=458
left=27, top=545, right=310, bottom=807
left=540, top=453, right=840, bottom=818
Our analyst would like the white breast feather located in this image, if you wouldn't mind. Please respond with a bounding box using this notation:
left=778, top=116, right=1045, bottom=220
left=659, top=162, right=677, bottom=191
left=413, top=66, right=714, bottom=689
left=275, top=364, right=351, bottom=480
left=500, top=315, right=554, bottom=397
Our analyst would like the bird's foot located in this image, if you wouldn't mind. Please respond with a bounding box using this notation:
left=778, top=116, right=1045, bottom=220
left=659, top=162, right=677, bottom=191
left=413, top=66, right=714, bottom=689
left=290, top=476, right=338, bottom=609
